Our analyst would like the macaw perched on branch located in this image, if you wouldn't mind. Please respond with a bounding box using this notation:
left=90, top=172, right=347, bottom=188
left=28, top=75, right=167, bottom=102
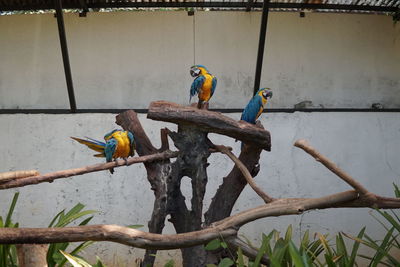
left=71, top=129, right=136, bottom=174
left=241, top=88, right=273, bottom=124
left=189, top=65, right=217, bottom=109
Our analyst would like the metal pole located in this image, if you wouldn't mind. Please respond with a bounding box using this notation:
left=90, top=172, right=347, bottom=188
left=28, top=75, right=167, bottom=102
left=253, top=0, right=270, bottom=95
left=55, top=0, right=77, bottom=112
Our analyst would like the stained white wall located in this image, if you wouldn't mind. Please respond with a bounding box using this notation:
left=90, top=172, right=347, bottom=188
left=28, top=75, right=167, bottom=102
left=0, top=112, right=399, bottom=266
left=0, top=9, right=400, bottom=266
left=0, top=11, right=399, bottom=109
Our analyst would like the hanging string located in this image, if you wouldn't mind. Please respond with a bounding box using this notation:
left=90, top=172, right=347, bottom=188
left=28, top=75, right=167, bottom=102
left=193, top=13, right=195, bottom=65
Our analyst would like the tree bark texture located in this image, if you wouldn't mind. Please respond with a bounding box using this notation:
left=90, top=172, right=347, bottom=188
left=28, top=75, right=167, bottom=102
left=16, top=244, right=48, bottom=267
left=148, top=101, right=271, bottom=151
left=116, top=105, right=271, bottom=266
left=116, top=110, right=172, bottom=267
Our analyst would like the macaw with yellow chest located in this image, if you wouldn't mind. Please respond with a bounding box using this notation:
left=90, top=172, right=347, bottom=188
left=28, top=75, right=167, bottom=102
left=71, top=129, right=136, bottom=174
left=189, top=65, right=217, bottom=109
left=241, top=88, right=273, bottom=124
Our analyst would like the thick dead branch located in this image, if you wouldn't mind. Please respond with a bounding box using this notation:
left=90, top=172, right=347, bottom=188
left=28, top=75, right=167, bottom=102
left=116, top=110, right=173, bottom=267
left=147, top=101, right=271, bottom=151
left=0, top=170, right=39, bottom=183
left=0, top=151, right=178, bottom=190
left=16, top=244, right=48, bottom=267
left=2, top=191, right=400, bottom=249
left=294, top=139, right=371, bottom=197
left=214, top=145, right=274, bottom=203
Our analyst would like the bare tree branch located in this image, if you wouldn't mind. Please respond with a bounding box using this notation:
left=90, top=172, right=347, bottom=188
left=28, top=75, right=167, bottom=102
left=0, top=150, right=178, bottom=190
left=294, top=139, right=371, bottom=197
left=214, top=145, right=274, bottom=203
left=1, top=190, right=400, bottom=249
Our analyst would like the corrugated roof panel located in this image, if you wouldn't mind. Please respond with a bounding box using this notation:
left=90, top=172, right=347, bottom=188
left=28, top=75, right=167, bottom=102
left=0, top=0, right=398, bottom=13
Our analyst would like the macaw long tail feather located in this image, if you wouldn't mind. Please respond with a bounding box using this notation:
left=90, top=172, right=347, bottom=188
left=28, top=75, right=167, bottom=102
left=71, top=137, right=106, bottom=153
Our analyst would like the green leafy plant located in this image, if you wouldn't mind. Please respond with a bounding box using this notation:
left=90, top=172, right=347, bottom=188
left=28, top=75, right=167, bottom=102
left=47, top=203, right=97, bottom=267
left=0, top=192, right=19, bottom=267
left=60, top=250, right=107, bottom=267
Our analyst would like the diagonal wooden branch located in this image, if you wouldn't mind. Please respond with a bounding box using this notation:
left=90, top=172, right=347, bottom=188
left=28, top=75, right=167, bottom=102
left=147, top=101, right=271, bottom=151
left=0, top=150, right=178, bottom=190
left=294, top=139, right=372, bottom=198
left=214, top=145, right=274, bottom=203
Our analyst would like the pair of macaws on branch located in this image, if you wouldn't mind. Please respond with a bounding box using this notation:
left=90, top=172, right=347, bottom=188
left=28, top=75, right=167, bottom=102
left=189, top=64, right=273, bottom=124
left=72, top=65, right=272, bottom=173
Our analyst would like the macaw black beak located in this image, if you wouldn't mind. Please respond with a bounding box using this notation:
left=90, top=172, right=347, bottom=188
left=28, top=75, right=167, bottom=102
left=190, top=68, right=200, bottom=77
left=266, top=90, right=273, bottom=99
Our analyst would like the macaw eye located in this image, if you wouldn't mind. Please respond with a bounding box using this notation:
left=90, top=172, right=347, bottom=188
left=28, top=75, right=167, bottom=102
left=190, top=68, right=200, bottom=77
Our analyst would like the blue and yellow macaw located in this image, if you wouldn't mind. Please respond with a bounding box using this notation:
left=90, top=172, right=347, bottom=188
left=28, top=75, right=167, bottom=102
left=241, top=88, right=273, bottom=124
left=71, top=129, right=136, bottom=174
left=189, top=65, right=217, bottom=109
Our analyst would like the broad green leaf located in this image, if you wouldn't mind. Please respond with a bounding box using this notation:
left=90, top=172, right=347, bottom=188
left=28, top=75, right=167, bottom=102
left=319, top=234, right=333, bottom=257
left=221, top=242, right=228, bottom=249
left=93, top=257, right=107, bottom=267
left=285, top=225, right=293, bottom=242
left=79, top=216, right=94, bottom=226
left=205, top=239, right=221, bottom=251
left=5, top=192, right=19, bottom=227
left=60, top=250, right=92, bottom=267
left=253, top=234, right=270, bottom=266
left=206, top=264, right=218, bottom=267
left=288, top=241, right=304, bottom=267
left=335, top=233, right=348, bottom=266
left=393, top=183, right=400, bottom=198
left=48, top=210, right=65, bottom=227
left=347, top=227, right=365, bottom=267
left=218, top=258, right=234, bottom=267
left=237, top=247, right=245, bottom=267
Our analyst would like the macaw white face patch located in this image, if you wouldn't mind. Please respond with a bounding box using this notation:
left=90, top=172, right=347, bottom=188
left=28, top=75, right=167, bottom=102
left=190, top=67, right=201, bottom=77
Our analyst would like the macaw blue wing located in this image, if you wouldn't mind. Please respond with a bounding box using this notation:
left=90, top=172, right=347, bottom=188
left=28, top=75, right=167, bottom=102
left=211, top=76, right=217, bottom=97
left=127, top=131, right=136, bottom=157
left=240, top=95, right=263, bottom=124
left=189, top=75, right=205, bottom=102
left=104, top=138, right=118, bottom=163
left=104, top=129, right=120, bottom=141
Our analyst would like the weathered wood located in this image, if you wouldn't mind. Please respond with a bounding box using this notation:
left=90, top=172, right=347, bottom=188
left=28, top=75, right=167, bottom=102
left=0, top=170, right=39, bottom=183
left=147, top=101, right=271, bottom=151
left=205, top=144, right=263, bottom=225
left=0, top=151, right=178, bottom=190
left=2, top=190, right=400, bottom=248
left=167, top=126, right=211, bottom=267
left=116, top=110, right=172, bottom=267
left=16, top=244, right=48, bottom=267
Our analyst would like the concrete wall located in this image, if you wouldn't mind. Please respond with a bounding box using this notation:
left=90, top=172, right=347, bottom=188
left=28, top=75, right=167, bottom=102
left=0, top=11, right=399, bottom=109
left=0, top=10, right=400, bottom=266
left=0, top=112, right=399, bottom=265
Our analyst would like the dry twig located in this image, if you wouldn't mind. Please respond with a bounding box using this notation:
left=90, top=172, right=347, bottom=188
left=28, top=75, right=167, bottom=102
left=214, top=145, right=274, bottom=203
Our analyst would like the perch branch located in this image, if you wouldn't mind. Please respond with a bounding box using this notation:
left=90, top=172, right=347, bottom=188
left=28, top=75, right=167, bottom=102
left=2, top=190, right=400, bottom=248
left=294, top=139, right=371, bottom=197
left=214, top=145, right=274, bottom=203
left=0, top=150, right=178, bottom=190
left=147, top=101, right=271, bottom=151
left=0, top=170, right=39, bottom=183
